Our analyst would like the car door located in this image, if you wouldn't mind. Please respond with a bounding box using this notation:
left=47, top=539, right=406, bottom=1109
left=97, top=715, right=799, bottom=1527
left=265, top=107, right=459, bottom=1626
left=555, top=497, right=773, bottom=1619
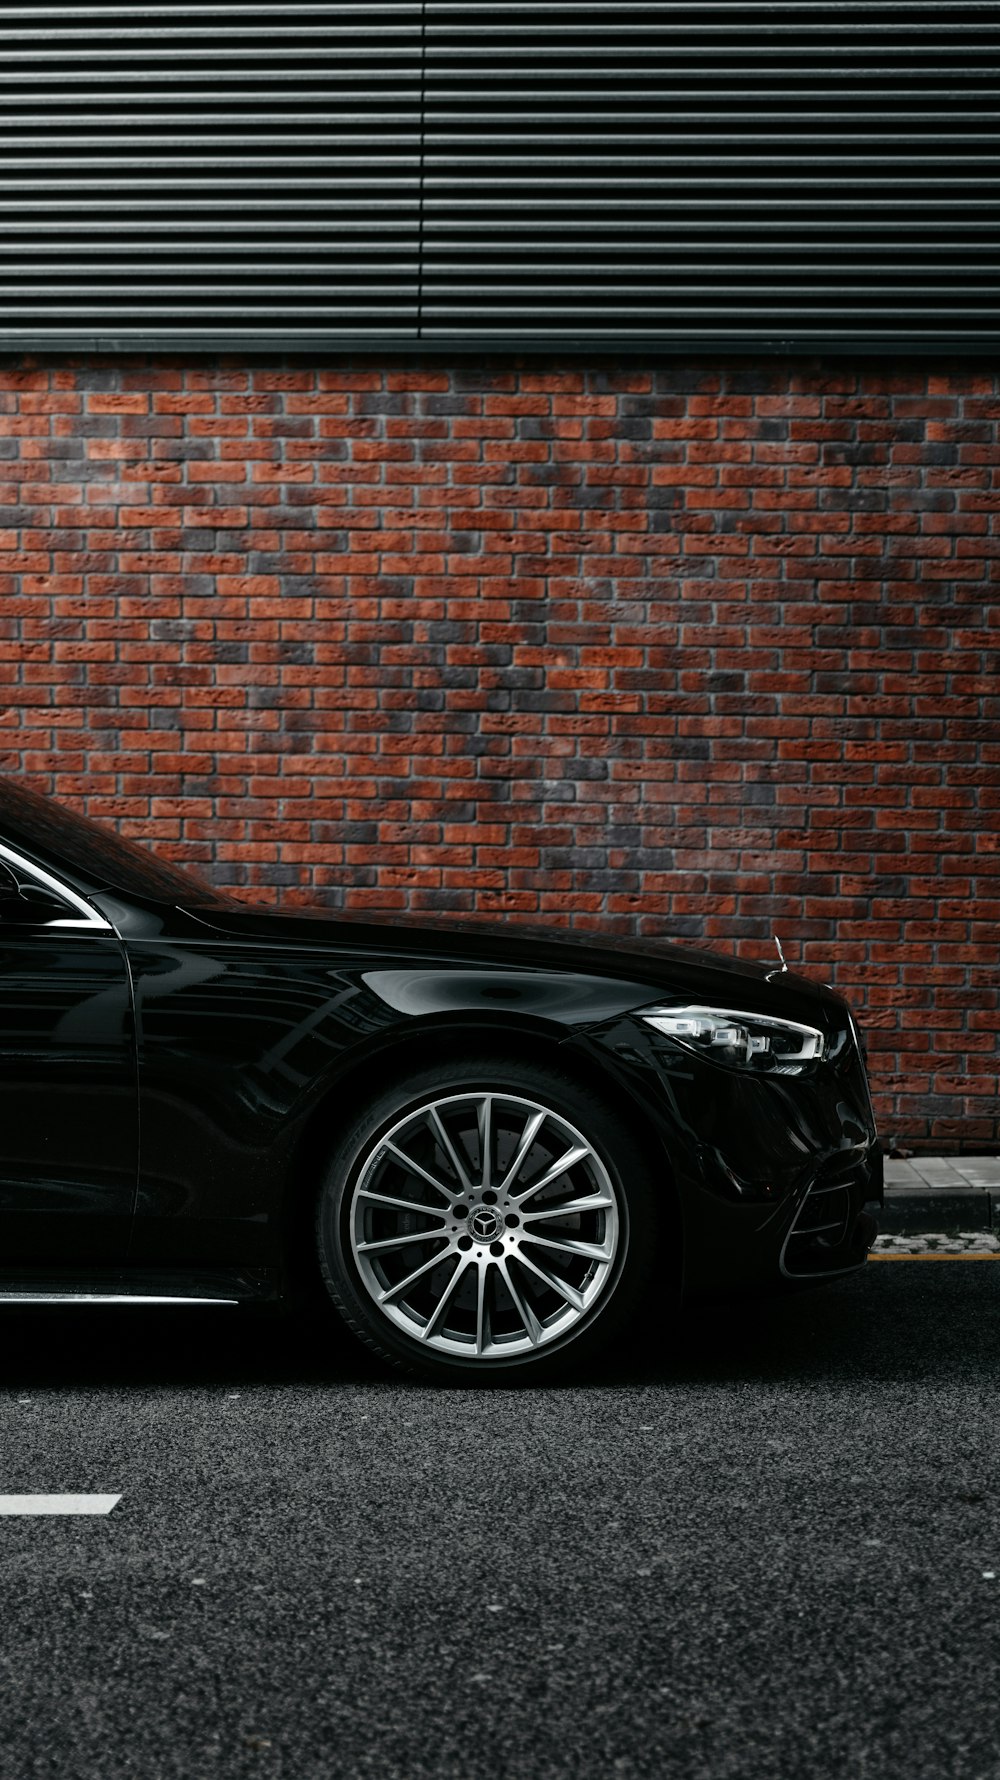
left=0, top=844, right=138, bottom=1265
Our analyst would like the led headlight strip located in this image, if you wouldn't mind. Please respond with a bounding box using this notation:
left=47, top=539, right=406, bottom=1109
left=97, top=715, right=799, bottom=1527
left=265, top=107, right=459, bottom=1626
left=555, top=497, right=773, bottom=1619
left=642, top=1006, right=825, bottom=1070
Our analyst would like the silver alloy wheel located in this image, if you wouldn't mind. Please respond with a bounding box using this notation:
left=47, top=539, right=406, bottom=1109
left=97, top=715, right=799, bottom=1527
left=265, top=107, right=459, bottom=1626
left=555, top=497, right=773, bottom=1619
left=349, top=1091, right=623, bottom=1359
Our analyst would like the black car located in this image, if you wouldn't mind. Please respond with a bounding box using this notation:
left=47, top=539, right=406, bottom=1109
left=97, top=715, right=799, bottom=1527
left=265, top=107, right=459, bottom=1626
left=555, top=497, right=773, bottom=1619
left=0, top=776, right=880, bottom=1381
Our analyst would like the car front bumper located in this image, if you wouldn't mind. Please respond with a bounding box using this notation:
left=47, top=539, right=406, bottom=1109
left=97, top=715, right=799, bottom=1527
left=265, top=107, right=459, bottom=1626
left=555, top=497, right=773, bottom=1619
left=572, top=1006, right=881, bottom=1301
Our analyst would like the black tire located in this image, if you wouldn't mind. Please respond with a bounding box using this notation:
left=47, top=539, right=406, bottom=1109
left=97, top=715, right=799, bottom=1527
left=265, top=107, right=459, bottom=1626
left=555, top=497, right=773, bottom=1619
left=315, top=1052, right=661, bottom=1383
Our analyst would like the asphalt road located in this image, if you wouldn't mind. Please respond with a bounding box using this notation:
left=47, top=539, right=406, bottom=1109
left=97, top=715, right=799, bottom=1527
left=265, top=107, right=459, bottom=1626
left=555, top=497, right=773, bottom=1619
left=1, top=1265, right=999, bottom=1780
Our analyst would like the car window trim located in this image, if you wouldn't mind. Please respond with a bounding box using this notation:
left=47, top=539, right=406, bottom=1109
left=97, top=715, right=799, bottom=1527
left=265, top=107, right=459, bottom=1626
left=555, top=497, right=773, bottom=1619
left=0, top=841, right=114, bottom=932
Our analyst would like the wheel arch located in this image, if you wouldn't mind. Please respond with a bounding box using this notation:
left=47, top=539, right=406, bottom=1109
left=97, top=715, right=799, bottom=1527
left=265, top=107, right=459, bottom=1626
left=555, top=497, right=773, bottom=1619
left=279, top=1013, right=681, bottom=1305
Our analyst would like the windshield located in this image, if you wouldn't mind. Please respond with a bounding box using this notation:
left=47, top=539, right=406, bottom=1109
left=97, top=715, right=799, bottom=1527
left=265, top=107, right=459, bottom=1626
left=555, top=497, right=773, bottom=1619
left=0, top=774, right=231, bottom=906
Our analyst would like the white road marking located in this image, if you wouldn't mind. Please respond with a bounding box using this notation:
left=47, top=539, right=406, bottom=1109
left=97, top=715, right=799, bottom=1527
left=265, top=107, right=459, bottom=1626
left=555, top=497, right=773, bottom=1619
left=0, top=1494, right=120, bottom=1516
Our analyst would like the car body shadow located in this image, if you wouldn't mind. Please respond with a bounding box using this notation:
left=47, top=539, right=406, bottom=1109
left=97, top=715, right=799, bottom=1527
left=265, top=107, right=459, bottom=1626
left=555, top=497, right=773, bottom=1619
left=599, top=1261, right=1000, bottom=1389
left=0, top=1263, right=994, bottom=1394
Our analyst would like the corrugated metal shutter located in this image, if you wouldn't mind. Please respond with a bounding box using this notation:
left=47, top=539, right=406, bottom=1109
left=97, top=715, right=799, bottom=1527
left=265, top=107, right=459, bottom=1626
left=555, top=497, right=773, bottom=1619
left=0, top=2, right=422, bottom=347
left=0, top=1, right=997, bottom=350
left=422, top=1, right=1000, bottom=349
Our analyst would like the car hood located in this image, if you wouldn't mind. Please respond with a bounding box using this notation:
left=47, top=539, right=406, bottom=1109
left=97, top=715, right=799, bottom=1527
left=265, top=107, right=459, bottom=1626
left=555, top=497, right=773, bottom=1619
left=174, top=900, right=844, bottom=1026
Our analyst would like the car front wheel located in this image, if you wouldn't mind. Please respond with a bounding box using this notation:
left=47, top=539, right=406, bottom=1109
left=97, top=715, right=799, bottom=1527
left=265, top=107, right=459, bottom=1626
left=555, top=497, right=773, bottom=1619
left=316, top=1054, right=660, bottom=1382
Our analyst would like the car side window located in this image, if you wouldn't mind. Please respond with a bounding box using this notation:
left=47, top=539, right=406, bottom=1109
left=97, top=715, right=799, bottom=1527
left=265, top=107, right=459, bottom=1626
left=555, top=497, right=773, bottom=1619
left=0, top=856, right=103, bottom=931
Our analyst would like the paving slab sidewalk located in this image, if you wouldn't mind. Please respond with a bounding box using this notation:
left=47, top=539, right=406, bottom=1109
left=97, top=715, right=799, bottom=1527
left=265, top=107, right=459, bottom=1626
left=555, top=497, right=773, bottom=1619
left=880, top=1155, right=1000, bottom=1235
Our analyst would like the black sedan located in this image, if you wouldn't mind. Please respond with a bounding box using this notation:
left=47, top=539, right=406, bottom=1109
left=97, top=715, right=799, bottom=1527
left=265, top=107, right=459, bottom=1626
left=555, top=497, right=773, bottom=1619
left=0, top=776, right=881, bottom=1381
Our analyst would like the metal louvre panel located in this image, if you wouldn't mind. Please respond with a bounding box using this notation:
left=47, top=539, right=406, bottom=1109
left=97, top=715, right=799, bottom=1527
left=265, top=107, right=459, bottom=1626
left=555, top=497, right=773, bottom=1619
left=421, top=0, right=1000, bottom=346
left=0, top=1, right=421, bottom=343
left=0, top=2, right=997, bottom=348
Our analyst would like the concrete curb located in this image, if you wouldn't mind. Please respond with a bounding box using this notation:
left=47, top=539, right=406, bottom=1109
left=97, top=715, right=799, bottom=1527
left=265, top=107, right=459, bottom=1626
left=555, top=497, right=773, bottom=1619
left=881, top=1158, right=1000, bottom=1236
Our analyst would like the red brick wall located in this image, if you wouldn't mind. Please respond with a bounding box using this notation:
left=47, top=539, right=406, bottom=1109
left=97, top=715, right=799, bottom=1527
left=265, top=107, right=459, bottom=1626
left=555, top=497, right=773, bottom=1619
left=0, top=357, right=996, bottom=1148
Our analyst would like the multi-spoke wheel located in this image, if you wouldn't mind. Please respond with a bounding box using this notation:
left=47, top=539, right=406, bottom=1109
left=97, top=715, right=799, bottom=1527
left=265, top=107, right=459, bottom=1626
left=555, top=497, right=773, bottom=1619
left=316, top=1055, right=659, bottom=1381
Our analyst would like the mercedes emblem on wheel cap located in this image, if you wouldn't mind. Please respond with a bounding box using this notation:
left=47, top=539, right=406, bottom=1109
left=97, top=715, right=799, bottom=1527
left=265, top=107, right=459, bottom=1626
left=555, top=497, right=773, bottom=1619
left=470, top=1206, right=503, bottom=1242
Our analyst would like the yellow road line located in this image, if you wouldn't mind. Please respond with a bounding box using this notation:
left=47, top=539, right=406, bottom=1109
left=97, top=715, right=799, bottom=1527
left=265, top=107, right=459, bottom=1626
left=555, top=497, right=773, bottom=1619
left=869, top=1252, right=1000, bottom=1262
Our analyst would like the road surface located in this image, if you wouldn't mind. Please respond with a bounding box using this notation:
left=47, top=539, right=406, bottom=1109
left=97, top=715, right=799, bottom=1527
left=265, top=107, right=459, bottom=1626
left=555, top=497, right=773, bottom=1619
left=1, top=1262, right=998, bottom=1779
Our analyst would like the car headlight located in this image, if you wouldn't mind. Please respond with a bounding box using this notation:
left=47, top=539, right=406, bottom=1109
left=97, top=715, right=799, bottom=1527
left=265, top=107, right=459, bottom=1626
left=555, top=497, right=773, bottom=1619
left=642, top=1006, right=825, bottom=1073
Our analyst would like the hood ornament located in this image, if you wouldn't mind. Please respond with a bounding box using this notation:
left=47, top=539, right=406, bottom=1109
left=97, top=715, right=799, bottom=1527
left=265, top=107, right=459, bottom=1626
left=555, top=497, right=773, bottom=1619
left=766, top=934, right=788, bottom=981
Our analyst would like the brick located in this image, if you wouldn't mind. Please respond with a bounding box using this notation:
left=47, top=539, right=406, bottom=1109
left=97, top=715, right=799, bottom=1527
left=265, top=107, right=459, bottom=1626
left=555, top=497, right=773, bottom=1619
left=0, top=356, right=994, bottom=1146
